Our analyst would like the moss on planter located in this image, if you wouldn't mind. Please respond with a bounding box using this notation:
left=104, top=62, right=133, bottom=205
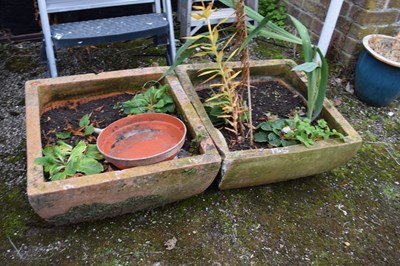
left=47, top=195, right=163, bottom=225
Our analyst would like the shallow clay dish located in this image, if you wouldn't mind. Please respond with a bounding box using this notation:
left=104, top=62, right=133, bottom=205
left=97, top=113, right=187, bottom=169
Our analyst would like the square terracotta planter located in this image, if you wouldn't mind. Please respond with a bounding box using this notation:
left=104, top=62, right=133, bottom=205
left=25, top=67, right=221, bottom=224
left=175, top=60, right=362, bottom=190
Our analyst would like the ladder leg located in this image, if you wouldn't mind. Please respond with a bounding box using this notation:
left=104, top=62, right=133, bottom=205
left=37, top=0, right=58, bottom=77
left=45, top=40, right=58, bottom=78
left=164, top=0, right=176, bottom=63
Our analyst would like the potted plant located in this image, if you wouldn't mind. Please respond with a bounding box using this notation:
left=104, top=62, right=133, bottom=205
left=26, top=67, right=221, bottom=224
left=355, top=33, right=400, bottom=106
left=172, top=1, right=362, bottom=189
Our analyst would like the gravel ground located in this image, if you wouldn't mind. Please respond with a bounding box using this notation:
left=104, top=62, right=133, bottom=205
left=0, top=38, right=399, bottom=265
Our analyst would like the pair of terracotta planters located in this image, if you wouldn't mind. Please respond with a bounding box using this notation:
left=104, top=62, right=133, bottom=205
left=26, top=60, right=362, bottom=224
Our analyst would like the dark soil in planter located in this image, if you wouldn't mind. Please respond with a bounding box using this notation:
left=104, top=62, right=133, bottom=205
left=197, top=80, right=307, bottom=151
left=40, top=93, right=194, bottom=176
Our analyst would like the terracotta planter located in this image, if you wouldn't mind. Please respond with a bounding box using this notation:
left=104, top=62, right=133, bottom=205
left=25, top=67, right=221, bottom=224
left=175, top=60, right=362, bottom=190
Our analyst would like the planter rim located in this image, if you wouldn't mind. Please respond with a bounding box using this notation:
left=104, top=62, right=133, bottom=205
left=363, top=34, right=400, bottom=68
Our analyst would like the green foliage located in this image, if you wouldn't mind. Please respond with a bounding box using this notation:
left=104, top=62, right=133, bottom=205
left=285, top=114, right=346, bottom=147
left=254, top=114, right=346, bottom=147
left=289, top=15, right=328, bottom=120
left=258, top=0, right=287, bottom=27
left=220, top=0, right=329, bottom=121
left=34, top=141, right=104, bottom=181
left=121, top=84, right=175, bottom=115
left=79, top=114, right=95, bottom=135
left=189, top=133, right=206, bottom=155
left=60, top=114, right=96, bottom=140
left=204, top=102, right=225, bottom=127
left=186, top=2, right=248, bottom=138
left=56, top=131, right=71, bottom=140
left=160, top=2, right=249, bottom=140
left=254, top=119, right=299, bottom=147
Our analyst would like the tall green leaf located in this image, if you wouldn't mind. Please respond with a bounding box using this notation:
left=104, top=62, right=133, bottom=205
left=289, top=15, right=312, bottom=62
left=289, top=15, right=321, bottom=120
left=240, top=16, right=270, bottom=51
left=312, top=48, right=329, bottom=120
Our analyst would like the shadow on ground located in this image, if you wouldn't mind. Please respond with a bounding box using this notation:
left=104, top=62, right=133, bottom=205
left=0, top=38, right=399, bottom=265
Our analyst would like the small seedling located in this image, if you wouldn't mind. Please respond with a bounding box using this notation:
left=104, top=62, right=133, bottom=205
left=56, top=131, right=71, bottom=140
left=64, top=113, right=96, bottom=139
left=34, top=140, right=104, bottom=181
left=121, top=84, right=175, bottom=115
left=79, top=114, right=95, bottom=135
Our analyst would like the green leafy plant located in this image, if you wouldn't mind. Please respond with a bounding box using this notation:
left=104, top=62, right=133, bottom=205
left=79, top=114, right=95, bottom=135
left=186, top=2, right=248, bottom=142
left=284, top=114, right=346, bottom=147
left=61, top=114, right=97, bottom=140
left=121, top=84, right=175, bottom=115
left=204, top=102, right=225, bottom=127
left=255, top=114, right=346, bottom=147
left=220, top=0, right=329, bottom=121
left=254, top=119, right=299, bottom=147
left=258, top=0, right=287, bottom=27
left=55, top=131, right=71, bottom=140
left=34, top=141, right=104, bottom=181
left=161, top=0, right=331, bottom=147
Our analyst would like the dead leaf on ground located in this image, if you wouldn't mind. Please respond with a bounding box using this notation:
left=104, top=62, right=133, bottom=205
left=47, top=129, right=56, bottom=135
left=87, top=135, right=97, bottom=143
left=94, top=105, right=104, bottom=112
left=345, top=82, right=354, bottom=94
left=66, top=102, right=78, bottom=110
left=164, top=237, right=177, bottom=250
left=333, top=98, right=342, bottom=106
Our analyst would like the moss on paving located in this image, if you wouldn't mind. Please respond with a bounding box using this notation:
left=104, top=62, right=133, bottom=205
left=1, top=140, right=398, bottom=265
left=0, top=39, right=399, bottom=265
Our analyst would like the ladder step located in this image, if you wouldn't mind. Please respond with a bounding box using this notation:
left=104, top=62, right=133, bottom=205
left=51, top=13, right=169, bottom=47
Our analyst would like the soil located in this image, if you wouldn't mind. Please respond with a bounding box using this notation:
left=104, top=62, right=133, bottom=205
left=40, top=93, right=193, bottom=175
left=369, top=33, right=400, bottom=63
left=40, top=94, right=131, bottom=147
left=197, top=80, right=307, bottom=150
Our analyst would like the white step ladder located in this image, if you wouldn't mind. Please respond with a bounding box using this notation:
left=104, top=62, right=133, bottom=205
left=38, top=0, right=176, bottom=77
left=178, top=0, right=258, bottom=38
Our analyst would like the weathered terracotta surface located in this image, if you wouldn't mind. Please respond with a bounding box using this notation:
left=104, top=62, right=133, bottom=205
left=25, top=67, right=221, bottom=224
left=175, top=60, right=362, bottom=190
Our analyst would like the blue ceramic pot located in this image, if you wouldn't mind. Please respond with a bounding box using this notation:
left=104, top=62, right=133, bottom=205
left=355, top=34, right=400, bottom=106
